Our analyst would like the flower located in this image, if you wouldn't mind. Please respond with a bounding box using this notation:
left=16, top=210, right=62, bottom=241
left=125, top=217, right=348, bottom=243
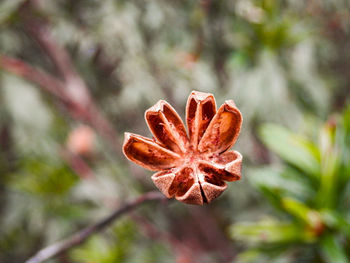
left=123, top=91, right=243, bottom=205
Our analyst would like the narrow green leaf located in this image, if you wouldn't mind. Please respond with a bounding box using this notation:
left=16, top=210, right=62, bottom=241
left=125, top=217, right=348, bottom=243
left=259, top=124, right=320, bottom=178
left=230, top=220, right=315, bottom=245
left=249, top=167, right=314, bottom=201
left=281, top=197, right=323, bottom=235
left=320, top=235, right=348, bottom=263
left=321, top=210, right=350, bottom=238
left=317, top=124, right=340, bottom=208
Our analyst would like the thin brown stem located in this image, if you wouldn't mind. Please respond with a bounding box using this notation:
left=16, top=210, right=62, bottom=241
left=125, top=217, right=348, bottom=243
left=0, top=55, right=67, bottom=101
left=20, top=0, right=84, bottom=83
left=0, top=54, right=121, bottom=153
left=25, top=191, right=167, bottom=263
left=4, top=0, right=122, bottom=153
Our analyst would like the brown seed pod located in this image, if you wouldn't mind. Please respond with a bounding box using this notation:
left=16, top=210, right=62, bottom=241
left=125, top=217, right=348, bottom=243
left=123, top=91, right=243, bottom=205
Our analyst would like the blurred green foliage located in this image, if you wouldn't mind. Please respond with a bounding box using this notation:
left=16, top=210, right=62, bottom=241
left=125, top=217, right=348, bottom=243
left=231, top=105, right=350, bottom=263
left=71, top=220, right=172, bottom=263
left=0, top=0, right=350, bottom=262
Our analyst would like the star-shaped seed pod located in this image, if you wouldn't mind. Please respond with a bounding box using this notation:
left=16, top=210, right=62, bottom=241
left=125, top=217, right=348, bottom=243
left=123, top=91, right=243, bottom=205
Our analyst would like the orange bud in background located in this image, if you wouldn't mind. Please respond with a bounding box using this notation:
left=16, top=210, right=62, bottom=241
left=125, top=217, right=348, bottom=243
left=67, top=124, right=95, bottom=156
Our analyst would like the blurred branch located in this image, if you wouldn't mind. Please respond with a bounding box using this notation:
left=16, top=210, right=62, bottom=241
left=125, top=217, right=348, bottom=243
left=0, top=0, right=122, bottom=154
left=25, top=191, right=167, bottom=263
left=0, top=55, right=67, bottom=100
left=0, top=54, right=120, bottom=153
left=19, top=0, right=91, bottom=106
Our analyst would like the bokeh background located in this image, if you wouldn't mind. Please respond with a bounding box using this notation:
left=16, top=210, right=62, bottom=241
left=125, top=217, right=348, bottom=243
left=1, top=0, right=350, bottom=262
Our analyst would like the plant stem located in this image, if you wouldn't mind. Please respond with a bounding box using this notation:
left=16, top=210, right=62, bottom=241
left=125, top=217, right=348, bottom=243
left=25, top=191, right=166, bottom=263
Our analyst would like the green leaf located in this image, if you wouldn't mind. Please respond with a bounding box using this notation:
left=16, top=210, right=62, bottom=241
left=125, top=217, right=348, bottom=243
left=281, top=197, right=323, bottom=234
left=321, top=210, right=350, bottom=239
left=230, top=220, right=315, bottom=245
left=235, top=248, right=295, bottom=263
left=249, top=167, right=314, bottom=201
left=336, top=105, right=350, bottom=189
left=9, top=156, right=77, bottom=196
left=234, top=250, right=262, bottom=263
left=320, top=235, right=348, bottom=263
left=317, top=124, right=340, bottom=208
left=70, top=220, right=138, bottom=263
left=259, top=124, right=320, bottom=178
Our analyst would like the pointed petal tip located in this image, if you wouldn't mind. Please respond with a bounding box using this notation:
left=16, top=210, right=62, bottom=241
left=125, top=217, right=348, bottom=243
left=224, top=99, right=236, bottom=107
left=122, top=133, right=133, bottom=162
left=145, top=99, right=188, bottom=153
left=198, top=100, right=243, bottom=153
left=223, top=99, right=241, bottom=114
left=152, top=171, right=176, bottom=198
left=201, top=151, right=242, bottom=182
left=222, top=151, right=243, bottom=181
left=201, top=182, right=227, bottom=203
left=175, top=182, right=204, bottom=205
left=122, top=132, right=133, bottom=148
left=146, top=100, right=168, bottom=114
left=188, top=90, right=215, bottom=102
left=122, top=133, right=181, bottom=171
left=123, top=131, right=131, bottom=138
left=123, top=132, right=142, bottom=147
left=122, top=132, right=139, bottom=157
left=186, top=91, right=217, bottom=147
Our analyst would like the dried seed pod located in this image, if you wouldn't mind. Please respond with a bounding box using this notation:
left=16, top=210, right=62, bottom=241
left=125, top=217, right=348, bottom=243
left=123, top=90, right=243, bottom=205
